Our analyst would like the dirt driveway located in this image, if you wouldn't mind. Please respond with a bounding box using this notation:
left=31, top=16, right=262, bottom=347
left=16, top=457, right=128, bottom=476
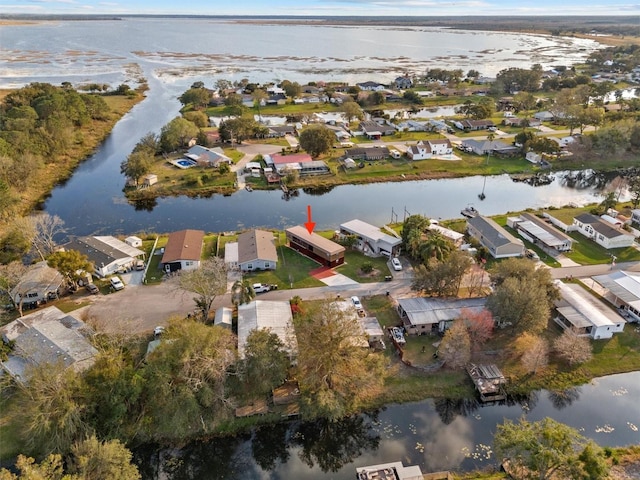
left=77, top=279, right=231, bottom=335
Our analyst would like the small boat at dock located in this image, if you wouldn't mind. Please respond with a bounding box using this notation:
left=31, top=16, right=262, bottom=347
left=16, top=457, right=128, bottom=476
left=245, top=185, right=253, bottom=192
left=461, top=205, right=479, bottom=218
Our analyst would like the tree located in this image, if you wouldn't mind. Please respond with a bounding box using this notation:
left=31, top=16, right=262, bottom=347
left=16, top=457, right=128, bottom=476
left=487, top=258, right=559, bottom=334
left=420, top=231, right=454, bottom=262
left=280, top=80, right=301, bottom=98
left=513, top=91, right=537, bottom=112
left=30, top=213, right=65, bottom=261
left=553, top=329, right=593, bottom=366
left=513, top=332, right=549, bottom=374
left=294, top=299, right=385, bottom=419
left=342, top=101, right=364, bottom=122
left=411, top=250, right=470, bottom=297
left=628, top=175, right=640, bottom=208
left=47, top=250, right=93, bottom=290
left=402, top=90, right=423, bottom=105
left=70, top=436, right=141, bottom=480
left=179, top=87, right=211, bottom=109
left=299, top=124, right=335, bottom=158
left=459, top=308, right=494, bottom=351
left=178, top=257, right=227, bottom=322
left=0, top=454, right=67, bottom=480
left=439, top=321, right=471, bottom=369
left=243, top=329, right=290, bottom=397
left=120, top=150, right=153, bottom=186
left=401, top=214, right=430, bottom=250
left=142, top=319, right=236, bottom=441
left=159, top=117, right=199, bottom=153
left=0, top=261, right=28, bottom=316
left=11, top=361, right=90, bottom=456
left=182, top=110, right=209, bottom=128
left=494, top=417, right=609, bottom=480
left=132, top=132, right=159, bottom=156
left=218, top=117, right=261, bottom=144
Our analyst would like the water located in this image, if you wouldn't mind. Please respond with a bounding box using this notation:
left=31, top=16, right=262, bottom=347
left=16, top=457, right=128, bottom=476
left=0, top=18, right=601, bottom=88
left=135, top=371, right=640, bottom=479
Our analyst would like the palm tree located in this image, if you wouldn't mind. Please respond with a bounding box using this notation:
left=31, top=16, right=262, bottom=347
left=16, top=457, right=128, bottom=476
left=231, top=279, right=256, bottom=307
left=420, top=232, right=454, bottom=263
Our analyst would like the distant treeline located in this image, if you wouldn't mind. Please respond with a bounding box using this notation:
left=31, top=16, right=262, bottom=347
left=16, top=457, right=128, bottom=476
left=1, top=15, right=639, bottom=36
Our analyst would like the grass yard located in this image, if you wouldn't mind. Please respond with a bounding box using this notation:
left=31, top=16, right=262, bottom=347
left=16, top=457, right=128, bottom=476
left=144, top=236, right=169, bottom=284
left=336, top=251, right=392, bottom=283
left=243, top=245, right=325, bottom=289
left=565, top=232, right=640, bottom=265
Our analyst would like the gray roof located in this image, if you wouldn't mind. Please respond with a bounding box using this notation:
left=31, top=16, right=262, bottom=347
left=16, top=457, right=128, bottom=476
left=0, top=306, right=97, bottom=380
left=592, top=271, right=640, bottom=310
left=574, top=213, right=633, bottom=240
left=340, top=219, right=401, bottom=247
left=65, top=236, right=144, bottom=268
left=237, top=300, right=296, bottom=358
left=467, top=215, right=523, bottom=249
left=11, top=261, right=63, bottom=300
left=397, top=297, right=487, bottom=326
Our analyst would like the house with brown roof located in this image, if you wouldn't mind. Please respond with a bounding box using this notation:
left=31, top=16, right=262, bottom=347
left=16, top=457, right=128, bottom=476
left=237, top=229, right=278, bottom=272
left=161, top=229, right=205, bottom=273
left=286, top=226, right=345, bottom=267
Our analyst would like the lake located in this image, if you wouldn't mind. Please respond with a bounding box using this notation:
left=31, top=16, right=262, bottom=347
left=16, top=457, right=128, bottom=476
left=135, top=371, right=640, bottom=479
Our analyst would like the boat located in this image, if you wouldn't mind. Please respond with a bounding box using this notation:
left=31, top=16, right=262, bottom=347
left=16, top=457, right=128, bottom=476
left=461, top=205, right=479, bottom=218
left=245, top=185, right=253, bottom=192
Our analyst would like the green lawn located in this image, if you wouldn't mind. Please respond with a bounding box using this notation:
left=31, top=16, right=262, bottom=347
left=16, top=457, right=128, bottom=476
left=565, top=232, right=640, bottom=265
left=243, top=245, right=325, bottom=289
left=335, top=251, right=392, bottom=283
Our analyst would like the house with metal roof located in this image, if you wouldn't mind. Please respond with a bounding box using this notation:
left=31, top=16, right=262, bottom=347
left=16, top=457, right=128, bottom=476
left=339, top=219, right=401, bottom=257
left=161, top=229, right=204, bottom=273
left=64, top=235, right=145, bottom=278
left=573, top=213, right=635, bottom=249
left=510, top=212, right=573, bottom=252
left=237, top=300, right=297, bottom=359
left=345, top=146, right=390, bottom=160
left=406, top=139, right=453, bottom=160
left=286, top=226, right=345, bottom=267
left=237, top=229, right=278, bottom=272
left=184, top=145, right=232, bottom=167
left=461, top=139, right=519, bottom=156
left=0, top=306, right=98, bottom=382
left=397, top=297, right=487, bottom=335
left=592, top=270, right=640, bottom=323
left=553, top=281, right=626, bottom=339
left=466, top=216, right=524, bottom=259
left=358, top=120, right=396, bottom=139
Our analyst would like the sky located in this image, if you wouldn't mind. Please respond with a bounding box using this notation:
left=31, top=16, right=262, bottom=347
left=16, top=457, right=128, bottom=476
left=1, top=0, right=639, bottom=16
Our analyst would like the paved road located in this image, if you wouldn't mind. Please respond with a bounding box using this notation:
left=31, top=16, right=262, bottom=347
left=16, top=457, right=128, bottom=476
left=549, top=260, right=640, bottom=279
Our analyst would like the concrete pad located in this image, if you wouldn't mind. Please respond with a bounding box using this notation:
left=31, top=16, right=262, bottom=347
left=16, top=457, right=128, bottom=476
left=556, top=255, right=581, bottom=267
left=319, top=274, right=359, bottom=287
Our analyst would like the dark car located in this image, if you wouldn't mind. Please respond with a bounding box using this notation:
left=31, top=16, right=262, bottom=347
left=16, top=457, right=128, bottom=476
left=86, top=283, right=99, bottom=295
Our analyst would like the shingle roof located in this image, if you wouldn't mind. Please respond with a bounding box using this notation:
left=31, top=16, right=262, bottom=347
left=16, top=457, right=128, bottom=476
left=238, top=229, right=278, bottom=264
left=161, top=229, right=204, bottom=264
left=467, top=216, right=522, bottom=248
left=575, top=213, right=633, bottom=239
left=65, top=236, right=143, bottom=268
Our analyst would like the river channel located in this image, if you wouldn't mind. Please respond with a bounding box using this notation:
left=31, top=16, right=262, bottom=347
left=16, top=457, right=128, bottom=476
left=134, top=371, right=640, bottom=479
left=41, top=76, right=620, bottom=238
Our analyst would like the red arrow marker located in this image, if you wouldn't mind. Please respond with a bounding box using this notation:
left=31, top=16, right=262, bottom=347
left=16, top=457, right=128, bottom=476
left=304, top=205, right=316, bottom=235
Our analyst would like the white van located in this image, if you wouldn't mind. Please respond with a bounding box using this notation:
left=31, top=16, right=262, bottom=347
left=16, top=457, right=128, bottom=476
left=340, top=141, right=354, bottom=148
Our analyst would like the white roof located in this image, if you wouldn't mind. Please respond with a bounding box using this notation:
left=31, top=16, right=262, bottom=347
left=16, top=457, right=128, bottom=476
left=340, top=219, right=401, bottom=247
left=593, top=271, right=640, bottom=310
left=555, top=281, right=625, bottom=329
left=517, top=220, right=567, bottom=247
left=214, top=307, right=233, bottom=327
left=93, top=236, right=144, bottom=258
left=224, top=242, right=239, bottom=264
left=428, top=224, right=464, bottom=242
left=237, top=300, right=296, bottom=358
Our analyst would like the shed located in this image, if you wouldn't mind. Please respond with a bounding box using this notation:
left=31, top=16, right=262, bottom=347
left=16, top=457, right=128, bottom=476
left=125, top=236, right=143, bottom=248
left=214, top=307, right=233, bottom=329
left=142, top=174, right=158, bottom=186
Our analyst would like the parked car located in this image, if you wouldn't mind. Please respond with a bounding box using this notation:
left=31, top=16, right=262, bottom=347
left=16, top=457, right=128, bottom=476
left=110, top=277, right=124, bottom=291
left=135, top=260, right=145, bottom=271
left=390, top=326, right=406, bottom=345
left=525, top=249, right=540, bottom=261
left=85, top=283, right=99, bottom=295
left=351, top=296, right=363, bottom=311
left=253, top=283, right=271, bottom=294
left=391, top=258, right=402, bottom=271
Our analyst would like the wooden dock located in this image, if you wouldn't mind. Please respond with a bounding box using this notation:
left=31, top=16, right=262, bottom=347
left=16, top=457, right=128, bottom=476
left=467, top=363, right=507, bottom=402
